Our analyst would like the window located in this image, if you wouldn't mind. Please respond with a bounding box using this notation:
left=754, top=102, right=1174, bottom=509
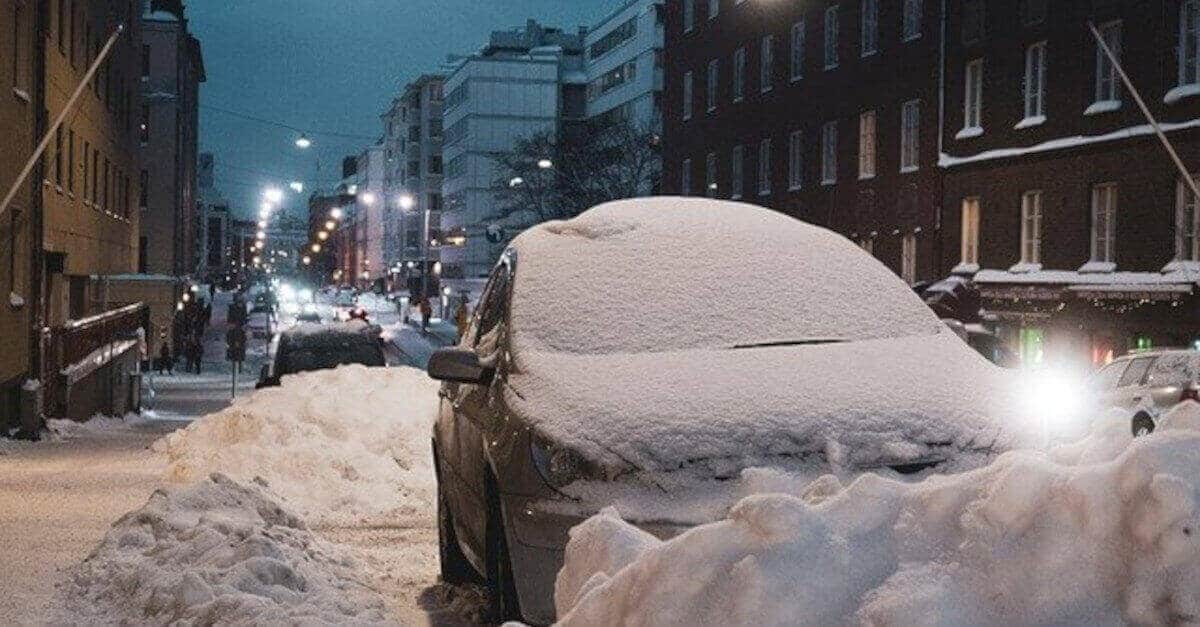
left=821, top=121, right=838, bottom=184
left=1118, top=357, right=1155, bottom=388
left=861, top=0, right=878, bottom=56
left=731, top=145, right=744, bottom=199
left=57, top=0, right=66, bottom=54
left=900, top=100, right=920, bottom=172
left=102, top=158, right=109, bottom=209
left=859, top=238, right=874, bottom=254
left=1179, top=1, right=1199, bottom=90
left=682, top=71, right=694, bottom=120
left=858, top=111, right=876, bottom=179
left=709, top=0, right=719, bottom=20
left=1177, top=176, right=1199, bottom=261
left=82, top=141, right=90, bottom=202
left=824, top=6, right=839, bottom=69
left=684, top=0, right=695, bottom=33
left=962, top=59, right=983, bottom=133
left=67, top=129, right=75, bottom=193
left=758, top=139, right=772, bottom=195
left=733, top=48, right=746, bottom=102
left=962, top=0, right=985, bottom=43
left=140, top=170, right=148, bottom=208
left=707, top=59, right=719, bottom=112
left=903, top=0, right=923, bottom=40
left=901, top=234, right=917, bottom=283
left=788, top=131, right=804, bottom=190
left=681, top=159, right=692, bottom=195
left=69, top=0, right=77, bottom=66
left=12, top=2, right=30, bottom=97
left=1021, top=191, right=1043, bottom=265
left=588, top=17, right=637, bottom=59
left=1022, top=0, right=1047, bottom=25
left=705, top=152, right=717, bottom=197
left=1093, top=21, right=1122, bottom=106
left=961, top=197, right=980, bottom=264
left=473, top=263, right=511, bottom=347
left=54, top=127, right=63, bottom=188
left=1091, top=183, right=1118, bottom=263
left=790, top=20, right=805, bottom=81
left=760, top=35, right=774, bottom=93
left=1023, top=42, right=1047, bottom=121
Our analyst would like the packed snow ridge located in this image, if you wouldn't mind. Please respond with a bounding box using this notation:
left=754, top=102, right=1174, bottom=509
left=556, top=403, right=1200, bottom=626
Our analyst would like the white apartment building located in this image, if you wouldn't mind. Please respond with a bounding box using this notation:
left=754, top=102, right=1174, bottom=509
left=584, top=0, right=664, bottom=131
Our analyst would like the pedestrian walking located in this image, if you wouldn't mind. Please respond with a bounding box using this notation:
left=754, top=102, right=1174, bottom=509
left=192, top=335, right=205, bottom=374
left=158, top=341, right=174, bottom=375
left=419, top=296, right=432, bottom=331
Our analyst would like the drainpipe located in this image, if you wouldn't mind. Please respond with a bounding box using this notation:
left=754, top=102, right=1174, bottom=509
left=935, top=0, right=948, bottom=276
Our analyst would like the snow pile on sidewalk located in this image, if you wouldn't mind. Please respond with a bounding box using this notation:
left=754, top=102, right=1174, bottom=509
left=65, top=473, right=389, bottom=624
left=44, top=412, right=152, bottom=439
left=557, top=403, right=1200, bottom=626
left=154, top=364, right=441, bottom=525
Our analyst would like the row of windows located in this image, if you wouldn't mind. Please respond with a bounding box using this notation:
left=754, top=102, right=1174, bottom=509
left=40, top=0, right=139, bottom=132
left=958, top=178, right=1200, bottom=270
left=48, top=124, right=138, bottom=220
left=679, top=101, right=923, bottom=197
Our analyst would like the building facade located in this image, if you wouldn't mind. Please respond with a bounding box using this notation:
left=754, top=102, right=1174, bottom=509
left=585, top=0, right=665, bottom=132
left=195, top=153, right=231, bottom=282
left=940, top=0, right=1200, bottom=368
left=387, top=74, right=445, bottom=296
left=139, top=5, right=204, bottom=277
left=663, top=0, right=946, bottom=284
left=1, top=0, right=41, bottom=431
left=440, top=20, right=587, bottom=295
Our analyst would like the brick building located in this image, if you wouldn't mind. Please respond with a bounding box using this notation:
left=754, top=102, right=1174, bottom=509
left=940, top=0, right=1200, bottom=367
left=662, top=0, right=946, bottom=283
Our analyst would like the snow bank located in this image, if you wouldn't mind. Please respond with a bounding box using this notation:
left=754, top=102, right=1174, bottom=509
left=65, top=473, right=389, bottom=625
left=155, top=364, right=441, bottom=525
left=557, top=406, right=1200, bottom=626
left=45, top=412, right=152, bottom=439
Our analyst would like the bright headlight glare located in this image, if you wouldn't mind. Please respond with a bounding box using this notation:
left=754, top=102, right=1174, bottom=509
left=530, top=435, right=589, bottom=489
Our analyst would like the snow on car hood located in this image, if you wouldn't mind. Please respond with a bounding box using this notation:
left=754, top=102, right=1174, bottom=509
left=506, top=331, right=1031, bottom=475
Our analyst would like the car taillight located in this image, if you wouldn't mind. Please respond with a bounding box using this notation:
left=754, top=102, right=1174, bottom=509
left=1181, top=386, right=1200, bottom=403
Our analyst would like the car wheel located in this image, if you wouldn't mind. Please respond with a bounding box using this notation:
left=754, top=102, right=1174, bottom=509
left=437, top=481, right=475, bottom=585
left=484, top=474, right=522, bottom=623
left=1132, top=412, right=1156, bottom=438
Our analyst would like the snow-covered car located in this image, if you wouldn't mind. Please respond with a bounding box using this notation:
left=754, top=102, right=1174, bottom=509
left=1093, top=349, right=1200, bottom=435
left=246, top=310, right=273, bottom=339
left=426, top=198, right=1027, bottom=624
left=257, top=321, right=386, bottom=388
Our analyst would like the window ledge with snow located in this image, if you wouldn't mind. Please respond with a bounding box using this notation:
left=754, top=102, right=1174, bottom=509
left=1008, top=262, right=1043, bottom=274
left=1164, top=84, right=1200, bottom=105
left=900, top=166, right=919, bottom=174
left=12, top=88, right=30, bottom=103
left=821, top=179, right=836, bottom=187
left=951, top=262, right=980, bottom=276
left=1014, top=115, right=1046, bottom=130
left=1078, top=260, right=1117, bottom=274
left=858, top=173, right=875, bottom=181
left=1084, top=100, right=1122, bottom=116
left=9, top=292, right=25, bottom=309
left=955, top=126, right=984, bottom=140
left=1163, top=259, right=1200, bottom=274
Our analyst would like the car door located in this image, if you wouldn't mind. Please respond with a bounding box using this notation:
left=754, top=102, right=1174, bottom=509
left=1113, top=356, right=1157, bottom=410
left=447, top=259, right=513, bottom=562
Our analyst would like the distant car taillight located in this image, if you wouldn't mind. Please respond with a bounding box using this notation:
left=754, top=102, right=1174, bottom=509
left=1181, top=386, right=1200, bottom=403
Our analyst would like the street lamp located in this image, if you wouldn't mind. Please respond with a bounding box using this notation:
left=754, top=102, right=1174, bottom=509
left=324, top=220, right=335, bottom=231
left=360, top=192, right=377, bottom=206
left=264, top=188, right=284, bottom=204
left=537, top=158, right=553, bottom=170
left=302, top=256, right=311, bottom=265
left=509, top=176, right=525, bottom=188
left=397, top=194, right=415, bottom=210
left=317, top=231, right=328, bottom=241
left=311, top=243, right=322, bottom=253
left=295, top=134, right=312, bottom=149
left=329, top=207, right=343, bottom=220
left=289, top=181, right=304, bottom=193
left=256, top=230, right=266, bottom=240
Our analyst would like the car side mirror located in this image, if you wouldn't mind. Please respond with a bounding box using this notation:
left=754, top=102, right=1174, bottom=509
left=428, top=348, right=494, bottom=384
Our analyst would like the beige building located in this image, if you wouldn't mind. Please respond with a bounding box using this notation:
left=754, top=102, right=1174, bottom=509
left=0, top=0, right=39, bottom=431
left=139, top=6, right=204, bottom=277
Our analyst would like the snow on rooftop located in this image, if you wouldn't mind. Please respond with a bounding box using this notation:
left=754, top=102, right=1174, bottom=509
left=556, top=404, right=1200, bottom=625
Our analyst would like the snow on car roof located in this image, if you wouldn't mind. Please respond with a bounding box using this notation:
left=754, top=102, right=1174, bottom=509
left=282, top=320, right=380, bottom=343
left=507, top=197, right=943, bottom=356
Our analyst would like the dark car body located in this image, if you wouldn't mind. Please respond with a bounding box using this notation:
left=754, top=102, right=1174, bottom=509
left=256, top=322, right=386, bottom=388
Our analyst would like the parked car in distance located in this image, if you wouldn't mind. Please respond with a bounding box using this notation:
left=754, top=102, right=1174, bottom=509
left=426, top=198, right=1027, bottom=624
left=257, top=320, right=386, bottom=388
left=1092, top=348, right=1200, bottom=435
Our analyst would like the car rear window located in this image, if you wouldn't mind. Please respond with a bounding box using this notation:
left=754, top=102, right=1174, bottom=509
left=1145, top=353, right=1200, bottom=387
left=279, top=342, right=384, bottom=375
left=1093, top=361, right=1128, bottom=390
left=1117, top=357, right=1156, bottom=388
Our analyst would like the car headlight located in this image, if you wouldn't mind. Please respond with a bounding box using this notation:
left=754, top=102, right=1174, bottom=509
left=530, top=433, right=593, bottom=489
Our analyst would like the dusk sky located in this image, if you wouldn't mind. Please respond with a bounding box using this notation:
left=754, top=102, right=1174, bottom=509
left=187, top=0, right=615, bottom=218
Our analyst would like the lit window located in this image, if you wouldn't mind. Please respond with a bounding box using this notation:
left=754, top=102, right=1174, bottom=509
left=790, top=20, right=805, bottom=81
left=961, top=197, right=980, bottom=265
left=733, top=48, right=746, bottom=102
left=821, top=121, right=838, bottom=184
left=705, top=152, right=718, bottom=197
left=962, top=59, right=983, bottom=133
left=900, top=100, right=920, bottom=172
left=758, top=138, right=772, bottom=195
left=901, top=234, right=917, bottom=283
left=858, top=111, right=876, bottom=179
left=707, top=59, right=719, bottom=112
left=1091, top=183, right=1118, bottom=263
left=903, top=0, right=922, bottom=41
left=1178, top=1, right=1199, bottom=90
left=1177, top=176, right=1200, bottom=261
left=1021, top=191, right=1043, bottom=265
left=1023, top=42, right=1046, bottom=121
left=1093, top=21, right=1122, bottom=107
left=731, top=145, right=744, bottom=199
left=861, top=0, right=878, bottom=56
left=788, top=130, right=804, bottom=190
left=824, top=6, right=839, bottom=70
left=760, top=35, right=774, bottom=93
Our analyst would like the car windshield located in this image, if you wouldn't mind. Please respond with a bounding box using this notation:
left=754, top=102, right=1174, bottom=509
left=278, top=341, right=384, bottom=375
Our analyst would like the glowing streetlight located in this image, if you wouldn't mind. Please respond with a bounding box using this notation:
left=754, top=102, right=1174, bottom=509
left=317, top=231, right=329, bottom=241
left=295, top=134, right=312, bottom=149
left=432, top=261, right=442, bottom=275
left=182, top=292, right=191, bottom=303
left=302, top=256, right=311, bottom=265
left=252, top=255, right=261, bottom=264
left=256, top=230, right=266, bottom=240
left=509, top=176, right=525, bottom=188
left=264, top=188, right=284, bottom=204
left=329, top=207, right=343, bottom=220
left=537, top=158, right=553, bottom=170
left=257, top=220, right=267, bottom=229
left=359, top=192, right=376, bottom=206
left=324, top=220, right=335, bottom=231
left=397, top=194, right=415, bottom=210
left=311, top=243, right=322, bottom=253
left=254, top=241, right=265, bottom=250
left=289, top=181, right=304, bottom=193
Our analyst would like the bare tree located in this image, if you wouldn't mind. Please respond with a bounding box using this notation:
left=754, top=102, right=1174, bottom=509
left=486, top=117, right=662, bottom=229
